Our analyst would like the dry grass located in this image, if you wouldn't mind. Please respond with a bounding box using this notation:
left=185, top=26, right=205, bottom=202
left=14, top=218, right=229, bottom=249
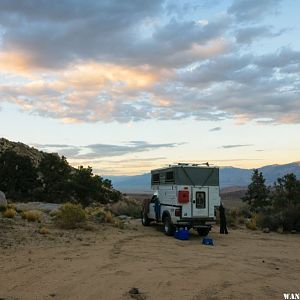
left=21, top=210, right=41, bottom=222
left=55, top=203, right=86, bottom=229
left=104, top=211, right=113, bottom=223
left=2, top=208, right=16, bottom=218
left=38, top=227, right=50, bottom=235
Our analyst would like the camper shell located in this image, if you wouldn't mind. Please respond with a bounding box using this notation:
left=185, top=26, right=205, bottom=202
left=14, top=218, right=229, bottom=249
left=142, top=164, right=221, bottom=236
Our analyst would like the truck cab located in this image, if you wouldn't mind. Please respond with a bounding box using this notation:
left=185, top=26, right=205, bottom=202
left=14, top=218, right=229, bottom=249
left=141, top=164, right=221, bottom=236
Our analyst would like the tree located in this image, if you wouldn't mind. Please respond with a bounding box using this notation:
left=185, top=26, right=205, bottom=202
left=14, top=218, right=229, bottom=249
left=71, top=166, right=104, bottom=206
left=0, top=151, right=38, bottom=200
left=37, top=154, right=72, bottom=202
left=272, top=173, right=300, bottom=209
left=242, top=169, right=270, bottom=212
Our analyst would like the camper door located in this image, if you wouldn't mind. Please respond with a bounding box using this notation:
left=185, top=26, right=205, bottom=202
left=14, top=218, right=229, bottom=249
left=192, top=187, right=209, bottom=217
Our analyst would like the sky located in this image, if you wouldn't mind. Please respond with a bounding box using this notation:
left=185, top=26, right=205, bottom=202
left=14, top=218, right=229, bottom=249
left=0, top=0, right=300, bottom=176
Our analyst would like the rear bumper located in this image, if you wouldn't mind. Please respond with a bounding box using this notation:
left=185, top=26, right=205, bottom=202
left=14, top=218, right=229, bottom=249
left=175, top=217, right=216, bottom=227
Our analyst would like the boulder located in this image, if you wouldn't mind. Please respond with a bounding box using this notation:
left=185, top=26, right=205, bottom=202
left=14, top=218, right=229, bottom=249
left=0, top=190, right=7, bottom=208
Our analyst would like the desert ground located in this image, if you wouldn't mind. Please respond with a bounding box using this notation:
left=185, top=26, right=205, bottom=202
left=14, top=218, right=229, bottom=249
left=1, top=213, right=299, bottom=300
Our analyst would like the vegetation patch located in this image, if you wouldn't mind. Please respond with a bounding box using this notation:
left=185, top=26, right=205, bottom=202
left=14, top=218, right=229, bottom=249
left=38, top=226, right=50, bottom=235
left=55, top=202, right=86, bottom=229
left=245, top=215, right=257, bottom=230
left=0, top=147, right=122, bottom=206
left=242, top=170, right=300, bottom=232
left=2, top=208, right=16, bottom=218
left=110, top=198, right=141, bottom=218
left=21, top=210, right=41, bottom=222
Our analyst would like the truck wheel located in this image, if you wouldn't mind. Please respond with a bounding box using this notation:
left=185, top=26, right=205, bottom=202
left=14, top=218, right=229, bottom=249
left=141, top=212, right=150, bottom=226
left=163, top=216, right=175, bottom=236
left=197, top=227, right=210, bottom=236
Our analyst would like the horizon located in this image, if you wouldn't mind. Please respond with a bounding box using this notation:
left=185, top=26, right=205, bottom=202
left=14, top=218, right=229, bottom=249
left=1, top=1, right=300, bottom=176
left=2, top=136, right=300, bottom=177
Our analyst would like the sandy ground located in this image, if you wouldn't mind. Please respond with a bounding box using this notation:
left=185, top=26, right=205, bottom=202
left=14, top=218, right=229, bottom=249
left=0, top=218, right=299, bottom=300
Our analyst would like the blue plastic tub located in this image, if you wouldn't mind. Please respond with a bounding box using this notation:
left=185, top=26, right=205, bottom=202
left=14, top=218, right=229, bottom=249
left=202, top=236, right=214, bottom=246
left=174, top=228, right=189, bottom=240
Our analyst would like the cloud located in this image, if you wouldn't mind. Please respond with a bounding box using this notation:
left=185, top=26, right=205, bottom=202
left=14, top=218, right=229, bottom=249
left=0, top=1, right=230, bottom=69
left=235, top=26, right=285, bottom=44
left=228, top=0, right=282, bottom=23
left=220, top=144, right=253, bottom=149
left=0, top=0, right=299, bottom=125
left=34, top=141, right=183, bottom=159
left=209, top=127, right=221, bottom=132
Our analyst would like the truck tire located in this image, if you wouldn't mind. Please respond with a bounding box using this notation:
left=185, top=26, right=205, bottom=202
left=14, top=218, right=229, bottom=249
left=163, top=216, right=175, bottom=236
left=141, top=212, right=150, bottom=226
left=197, top=227, right=210, bottom=236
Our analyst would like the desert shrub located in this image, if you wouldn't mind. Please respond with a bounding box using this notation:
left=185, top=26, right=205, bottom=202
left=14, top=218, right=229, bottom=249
left=93, top=209, right=107, bottom=223
left=239, top=205, right=252, bottom=218
left=104, top=210, right=113, bottom=223
left=21, top=210, right=41, bottom=222
left=281, top=206, right=300, bottom=232
left=7, top=203, right=16, bottom=210
left=110, top=198, right=141, bottom=218
left=256, top=212, right=281, bottom=231
left=55, top=202, right=86, bottom=229
left=38, top=227, right=50, bottom=235
left=226, top=208, right=241, bottom=228
left=2, top=208, right=16, bottom=218
left=49, top=210, right=58, bottom=218
left=245, top=215, right=257, bottom=230
left=255, top=207, right=300, bottom=232
left=89, top=207, right=115, bottom=224
left=226, top=212, right=237, bottom=228
left=113, top=219, right=125, bottom=229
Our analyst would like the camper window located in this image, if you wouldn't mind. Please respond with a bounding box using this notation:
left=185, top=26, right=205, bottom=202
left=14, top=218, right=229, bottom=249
left=196, top=192, right=206, bottom=209
left=165, top=171, right=174, bottom=183
left=152, top=174, right=159, bottom=184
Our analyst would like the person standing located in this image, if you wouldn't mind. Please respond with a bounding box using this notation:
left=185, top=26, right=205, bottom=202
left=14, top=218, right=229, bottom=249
left=219, top=202, right=228, bottom=234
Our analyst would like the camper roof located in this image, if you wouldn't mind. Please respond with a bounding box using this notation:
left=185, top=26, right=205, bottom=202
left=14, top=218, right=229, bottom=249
left=151, top=164, right=219, bottom=186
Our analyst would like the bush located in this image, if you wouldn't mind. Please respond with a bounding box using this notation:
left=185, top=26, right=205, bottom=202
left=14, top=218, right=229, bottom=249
left=21, top=210, right=41, bottom=222
left=38, top=227, right=50, bottom=235
left=255, top=207, right=300, bottom=232
left=110, top=198, right=141, bottom=218
left=2, top=208, right=16, bottom=218
left=104, top=211, right=113, bottom=223
left=113, top=219, right=125, bottom=229
left=55, top=202, right=86, bottom=229
left=281, top=206, right=300, bottom=232
left=256, top=212, right=281, bottom=231
left=225, top=208, right=245, bottom=228
left=245, top=215, right=257, bottom=230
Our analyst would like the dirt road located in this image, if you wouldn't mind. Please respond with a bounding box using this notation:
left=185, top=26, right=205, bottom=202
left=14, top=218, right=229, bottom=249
left=1, top=219, right=299, bottom=300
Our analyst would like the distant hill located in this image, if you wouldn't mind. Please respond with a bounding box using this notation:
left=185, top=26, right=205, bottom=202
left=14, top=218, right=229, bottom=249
left=109, top=162, right=300, bottom=192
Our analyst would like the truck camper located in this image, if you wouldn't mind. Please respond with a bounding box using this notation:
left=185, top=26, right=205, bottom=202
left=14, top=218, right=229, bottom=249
left=141, top=163, right=221, bottom=236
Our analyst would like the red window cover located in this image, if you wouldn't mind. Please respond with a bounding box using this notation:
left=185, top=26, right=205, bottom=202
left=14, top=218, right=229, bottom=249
left=178, top=190, right=189, bottom=203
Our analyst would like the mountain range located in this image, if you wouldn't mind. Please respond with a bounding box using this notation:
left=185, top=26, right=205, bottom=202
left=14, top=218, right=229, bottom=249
left=108, top=162, right=300, bottom=192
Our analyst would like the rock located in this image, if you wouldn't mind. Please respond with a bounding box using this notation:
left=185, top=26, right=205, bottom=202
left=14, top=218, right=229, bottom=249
left=262, top=227, right=270, bottom=233
left=129, top=288, right=139, bottom=295
left=0, top=191, right=7, bottom=208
